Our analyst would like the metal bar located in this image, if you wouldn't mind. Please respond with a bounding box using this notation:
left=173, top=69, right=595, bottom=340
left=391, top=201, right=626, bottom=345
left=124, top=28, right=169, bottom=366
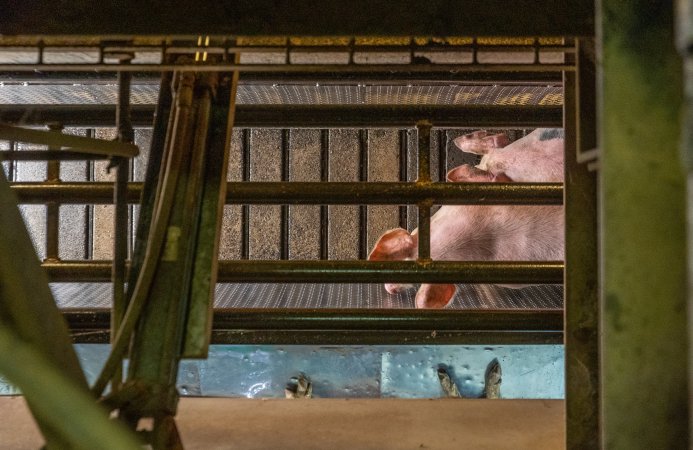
left=437, top=129, right=448, bottom=182
left=359, top=129, right=369, bottom=259
left=112, top=63, right=134, bottom=391
left=0, top=104, right=563, bottom=128
left=416, top=122, right=432, bottom=260
left=43, top=260, right=564, bottom=284
left=398, top=130, right=409, bottom=228
left=0, top=150, right=111, bottom=161
left=0, top=124, right=139, bottom=158
left=11, top=181, right=564, bottom=205
left=0, top=1, right=593, bottom=36
left=600, top=1, right=688, bottom=448
left=0, top=63, right=577, bottom=73
left=84, top=129, right=95, bottom=259
left=241, top=129, right=250, bottom=260
left=44, top=123, right=62, bottom=262
left=320, top=129, right=329, bottom=260
left=0, top=70, right=564, bottom=85
left=280, top=129, right=290, bottom=260
left=564, top=39, right=600, bottom=450
left=63, top=308, right=564, bottom=345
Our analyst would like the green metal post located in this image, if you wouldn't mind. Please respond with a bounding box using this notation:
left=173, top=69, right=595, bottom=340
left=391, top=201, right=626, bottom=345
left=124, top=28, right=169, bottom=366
left=600, top=1, right=688, bottom=448
left=564, top=38, right=600, bottom=449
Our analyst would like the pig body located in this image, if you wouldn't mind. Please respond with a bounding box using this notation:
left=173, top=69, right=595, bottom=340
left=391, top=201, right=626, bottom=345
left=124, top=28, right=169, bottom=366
left=368, top=128, right=564, bottom=309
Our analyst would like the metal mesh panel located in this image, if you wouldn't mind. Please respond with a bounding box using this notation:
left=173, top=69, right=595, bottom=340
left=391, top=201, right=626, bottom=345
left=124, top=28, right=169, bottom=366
left=0, top=84, right=562, bottom=106
left=50, top=282, right=562, bottom=309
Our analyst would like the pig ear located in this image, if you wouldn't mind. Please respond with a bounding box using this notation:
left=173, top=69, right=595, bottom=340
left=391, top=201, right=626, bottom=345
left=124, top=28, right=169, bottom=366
left=453, top=131, right=510, bottom=155
left=368, top=228, right=416, bottom=261
left=415, top=284, right=457, bottom=309
left=446, top=164, right=492, bottom=182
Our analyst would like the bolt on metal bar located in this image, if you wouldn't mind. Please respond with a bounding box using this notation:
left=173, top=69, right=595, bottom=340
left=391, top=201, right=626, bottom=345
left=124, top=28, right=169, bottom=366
left=280, top=129, right=290, bottom=260
left=320, top=129, right=330, bottom=260
left=42, top=259, right=564, bottom=284
left=359, top=129, right=369, bottom=259
left=44, top=123, right=62, bottom=263
left=11, top=181, right=564, bottom=205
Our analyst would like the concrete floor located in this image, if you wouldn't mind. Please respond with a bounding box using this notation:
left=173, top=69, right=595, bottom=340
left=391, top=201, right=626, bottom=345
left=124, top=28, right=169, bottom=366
left=0, top=397, right=564, bottom=449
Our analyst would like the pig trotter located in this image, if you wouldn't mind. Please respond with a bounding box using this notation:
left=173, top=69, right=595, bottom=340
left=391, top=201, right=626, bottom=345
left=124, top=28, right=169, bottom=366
left=482, top=359, right=502, bottom=399
left=437, top=366, right=462, bottom=398
left=285, top=373, right=313, bottom=399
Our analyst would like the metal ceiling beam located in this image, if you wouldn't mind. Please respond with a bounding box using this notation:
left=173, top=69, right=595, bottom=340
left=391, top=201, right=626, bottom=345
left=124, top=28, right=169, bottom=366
left=2, top=1, right=594, bottom=37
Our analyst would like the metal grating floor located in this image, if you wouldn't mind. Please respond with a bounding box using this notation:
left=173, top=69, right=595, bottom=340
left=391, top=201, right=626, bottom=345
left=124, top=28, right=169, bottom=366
left=51, top=283, right=563, bottom=309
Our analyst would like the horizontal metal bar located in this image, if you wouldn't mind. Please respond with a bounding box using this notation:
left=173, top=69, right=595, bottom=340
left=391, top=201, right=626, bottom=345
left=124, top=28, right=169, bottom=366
left=43, top=260, right=564, bottom=284
left=0, top=1, right=593, bottom=36
left=0, top=63, right=576, bottom=72
left=0, top=124, right=139, bottom=158
left=63, top=308, right=564, bottom=345
left=0, top=104, right=562, bottom=128
left=0, top=71, right=563, bottom=84
left=12, top=181, right=564, bottom=205
left=0, top=150, right=109, bottom=161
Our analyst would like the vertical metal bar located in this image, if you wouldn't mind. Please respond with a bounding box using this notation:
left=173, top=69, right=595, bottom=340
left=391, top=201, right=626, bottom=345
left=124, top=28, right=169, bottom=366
left=7, top=140, right=15, bottom=182
left=320, top=129, right=329, bottom=260
left=280, top=129, right=290, bottom=260
left=45, top=123, right=62, bottom=262
left=84, top=129, right=94, bottom=260
left=398, top=129, right=408, bottom=229
left=564, top=38, right=599, bottom=450
left=416, top=121, right=432, bottom=260
left=437, top=129, right=447, bottom=182
left=241, top=128, right=250, bottom=260
left=600, top=2, right=688, bottom=448
left=358, top=129, right=369, bottom=259
left=417, top=121, right=431, bottom=183
left=112, top=62, right=134, bottom=391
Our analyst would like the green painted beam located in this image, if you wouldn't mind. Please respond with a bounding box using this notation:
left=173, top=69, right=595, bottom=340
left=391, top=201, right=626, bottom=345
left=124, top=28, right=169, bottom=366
left=600, top=1, right=688, bottom=448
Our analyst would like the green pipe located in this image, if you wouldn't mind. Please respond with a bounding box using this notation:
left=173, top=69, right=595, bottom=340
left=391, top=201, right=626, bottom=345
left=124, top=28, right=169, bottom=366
left=0, top=326, right=141, bottom=449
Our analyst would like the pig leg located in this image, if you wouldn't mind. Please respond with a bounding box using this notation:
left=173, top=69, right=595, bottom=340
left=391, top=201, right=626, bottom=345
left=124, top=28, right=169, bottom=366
left=415, top=283, right=457, bottom=309
left=368, top=228, right=417, bottom=294
left=453, top=130, right=510, bottom=155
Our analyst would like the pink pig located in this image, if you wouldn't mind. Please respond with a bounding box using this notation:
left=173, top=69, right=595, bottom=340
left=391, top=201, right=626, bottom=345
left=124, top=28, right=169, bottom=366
left=368, top=129, right=565, bottom=309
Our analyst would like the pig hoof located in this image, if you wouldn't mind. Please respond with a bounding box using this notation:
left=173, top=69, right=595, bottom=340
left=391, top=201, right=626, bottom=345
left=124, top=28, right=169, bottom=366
left=437, top=366, right=462, bottom=398
left=482, top=359, right=502, bottom=399
left=285, top=373, right=313, bottom=399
